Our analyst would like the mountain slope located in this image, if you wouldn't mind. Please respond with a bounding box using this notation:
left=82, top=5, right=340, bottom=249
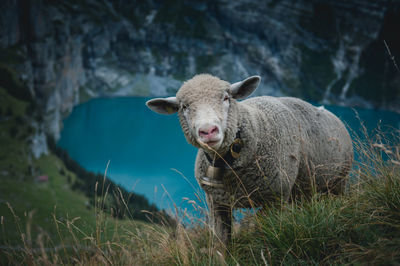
left=0, top=87, right=170, bottom=251
left=1, top=0, right=399, bottom=144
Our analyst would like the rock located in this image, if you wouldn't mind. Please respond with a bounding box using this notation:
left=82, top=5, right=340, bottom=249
left=0, top=0, right=399, bottom=144
left=31, top=131, right=48, bottom=159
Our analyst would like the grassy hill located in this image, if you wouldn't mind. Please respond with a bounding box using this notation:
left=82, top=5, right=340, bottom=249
left=0, top=87, right=163, bottom=264
left=1, top=85, right=400, bottom=265
left=0, top=87, right=90, bottom=249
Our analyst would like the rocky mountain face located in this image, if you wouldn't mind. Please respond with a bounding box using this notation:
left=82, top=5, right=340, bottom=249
left=1, top=0, right=399, bottom=156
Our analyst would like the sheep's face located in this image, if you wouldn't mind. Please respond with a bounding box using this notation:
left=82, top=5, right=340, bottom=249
left=146, top=74, right=260, bottom=152
left=176, top=81, right=231, bottom=151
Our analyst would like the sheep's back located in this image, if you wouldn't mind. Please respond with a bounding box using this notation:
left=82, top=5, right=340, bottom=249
left=242, top=96, right=353, bottom=192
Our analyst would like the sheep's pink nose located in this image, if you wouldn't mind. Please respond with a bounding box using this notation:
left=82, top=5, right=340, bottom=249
left=198, top=125, right=219, bottom=139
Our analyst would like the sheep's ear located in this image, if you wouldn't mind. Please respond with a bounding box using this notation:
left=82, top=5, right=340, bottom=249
left=146, top=97, right=179, bottom=115
left=230, top=76, right=261, bottom=100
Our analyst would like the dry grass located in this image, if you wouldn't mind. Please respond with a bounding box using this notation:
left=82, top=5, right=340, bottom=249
left=2, top=127, right=400, bottom=265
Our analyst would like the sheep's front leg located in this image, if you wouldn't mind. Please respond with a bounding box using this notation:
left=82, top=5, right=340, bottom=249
left=208, top=194, right=232, bottom=250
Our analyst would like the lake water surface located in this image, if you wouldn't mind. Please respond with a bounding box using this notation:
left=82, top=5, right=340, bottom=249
left=58, top=97, right=400, bottom=212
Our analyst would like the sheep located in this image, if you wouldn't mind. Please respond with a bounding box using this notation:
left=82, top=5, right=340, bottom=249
left=146, top=74, right=353, bottom=249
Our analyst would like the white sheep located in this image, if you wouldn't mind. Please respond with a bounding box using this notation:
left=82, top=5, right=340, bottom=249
left=146, top=74, right=353, bottom=249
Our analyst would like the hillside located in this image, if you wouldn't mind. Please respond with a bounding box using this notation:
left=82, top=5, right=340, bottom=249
left=0, top=87, right=170, bottom=263
left=2, top=94, right=400, bottom=264
left=1, top=64, right=399, bottom=264
left=0, top=87, right=87, bottom=244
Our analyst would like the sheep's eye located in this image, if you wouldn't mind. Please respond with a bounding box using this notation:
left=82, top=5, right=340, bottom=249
left=223, top=96, right=229, bottom=102
left=181, top=104, right=188, bottom=110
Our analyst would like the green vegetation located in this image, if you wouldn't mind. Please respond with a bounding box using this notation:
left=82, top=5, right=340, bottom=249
left=0, top=45, right=26, bottom=65
left=78, top=86, right=93, bottom=104
left=0, top=84, right=171, bottom=221
left=0, top=154, right=95, bottom=244
left=0, top=87, right=96, bottom=248
left=2, top=87, right=400, bottom=265
left=1, top=68, right=399, bottom=264
left=0, top=63, right=32, bottom=103
left=0, top=87, right=170, bottom=263
left=0, top=88, right=32, bottom=177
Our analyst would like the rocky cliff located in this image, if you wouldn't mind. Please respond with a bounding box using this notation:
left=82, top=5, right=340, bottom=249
left=1, top=0, right=399, bottom=155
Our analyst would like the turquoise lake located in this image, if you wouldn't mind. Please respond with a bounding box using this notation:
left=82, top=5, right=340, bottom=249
left=58, top=97, right=400, bottom=212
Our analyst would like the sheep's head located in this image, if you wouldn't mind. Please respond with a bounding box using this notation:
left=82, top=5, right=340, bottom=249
left=146, top=74, right=261, bottom=153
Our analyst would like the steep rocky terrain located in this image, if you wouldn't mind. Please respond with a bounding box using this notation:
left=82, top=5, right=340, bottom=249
left=1, top=0, right=399, bottom=156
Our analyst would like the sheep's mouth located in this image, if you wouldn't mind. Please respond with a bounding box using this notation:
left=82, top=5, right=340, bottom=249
left=197, top=138, right=222, bottom=149
left=204, top=140, right=220, bottom=146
